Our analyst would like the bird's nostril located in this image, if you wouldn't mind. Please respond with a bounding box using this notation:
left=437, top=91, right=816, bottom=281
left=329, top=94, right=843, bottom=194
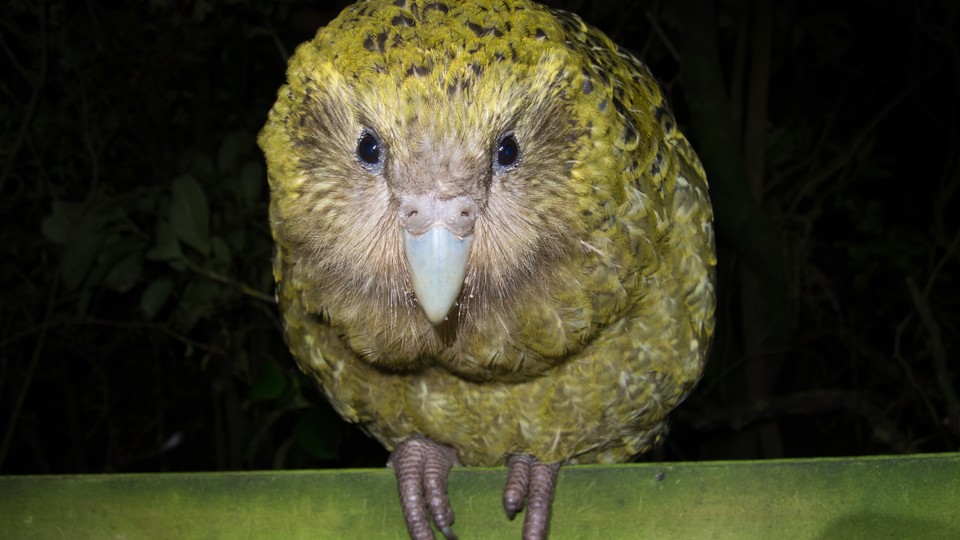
left=400, top=195, right=478, bottom=237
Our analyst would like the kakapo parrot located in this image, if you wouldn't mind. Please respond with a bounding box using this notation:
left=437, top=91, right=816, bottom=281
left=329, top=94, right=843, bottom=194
left=258, top=0, right=716, bottom=538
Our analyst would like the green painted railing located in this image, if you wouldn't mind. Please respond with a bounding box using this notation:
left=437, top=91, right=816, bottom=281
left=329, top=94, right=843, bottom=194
left=2, top=453, right=958, bottom=539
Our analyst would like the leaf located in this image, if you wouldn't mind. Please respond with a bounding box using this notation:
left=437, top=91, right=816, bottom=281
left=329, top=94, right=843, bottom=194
left=140, top=278, right=174, bottom=320
left=146, top=220, right=184, bottom=261
left=172, top=280, right=221, bottom=332
left=234, top=160, right=263, bottom=207
left=41, top=199, right=75, bottom=245
left=83, top=232, right=133, bottom=292
left=217, top=132, right=251, bottom=173
left=191, top=0, right=213, bottom=22
left=169, top=175, right=210, bottom=256
left=293, top=408, right=342, bottom=461
left=210, top=236, right=232, bottom=272
left=249, top=362, right=289, bottom=401
left=180, top=150, right=216, bottom=178
left=104, top=251, right=143, bottom=293
left=60, top=231, right=104, bottom=291
left=225, top=229, right=246, bottom=253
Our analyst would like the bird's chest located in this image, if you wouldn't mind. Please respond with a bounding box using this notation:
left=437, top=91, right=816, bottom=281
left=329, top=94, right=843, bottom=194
left=289, top=302, right=686, bottom=465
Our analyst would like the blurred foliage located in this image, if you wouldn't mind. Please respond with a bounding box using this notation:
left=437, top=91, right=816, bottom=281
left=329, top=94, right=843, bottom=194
left=0, top=0, right=378, bottom=473
left=0, top=0, right=957, bottom=474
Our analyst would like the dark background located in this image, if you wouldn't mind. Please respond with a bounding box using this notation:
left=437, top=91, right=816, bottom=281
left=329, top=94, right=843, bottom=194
left=1, top=0, right=957, bottom=475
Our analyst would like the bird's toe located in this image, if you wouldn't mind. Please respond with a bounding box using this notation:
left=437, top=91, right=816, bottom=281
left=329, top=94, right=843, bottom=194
left=391, top=435, right=460, bottom=540
left=503, top=454, right=561, bottom=540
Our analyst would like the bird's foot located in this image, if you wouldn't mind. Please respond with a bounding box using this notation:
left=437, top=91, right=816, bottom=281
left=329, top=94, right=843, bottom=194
left=389, top=435, right=460, bottom=540
left=503, top=454, right=561, bottom=540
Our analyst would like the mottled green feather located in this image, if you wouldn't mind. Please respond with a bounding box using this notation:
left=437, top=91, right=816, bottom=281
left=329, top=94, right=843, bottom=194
left=259, top=0, right=716, bottom=466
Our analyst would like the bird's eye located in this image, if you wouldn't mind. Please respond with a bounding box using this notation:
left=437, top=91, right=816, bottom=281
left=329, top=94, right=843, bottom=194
left=495, top=134, right=520, bottom=171
left=356, top=131, right=382, bottom=169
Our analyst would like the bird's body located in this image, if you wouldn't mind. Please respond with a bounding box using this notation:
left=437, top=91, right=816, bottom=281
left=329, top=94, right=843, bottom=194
left=260, top=0, right=715, bottom=537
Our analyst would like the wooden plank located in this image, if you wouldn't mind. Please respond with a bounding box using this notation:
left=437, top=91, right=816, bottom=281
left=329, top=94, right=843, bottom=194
left=1, top=453, right=958, bottom=539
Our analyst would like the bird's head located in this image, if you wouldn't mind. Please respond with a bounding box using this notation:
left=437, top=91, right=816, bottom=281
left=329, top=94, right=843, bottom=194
left=260, top=1, right=648, bottom=379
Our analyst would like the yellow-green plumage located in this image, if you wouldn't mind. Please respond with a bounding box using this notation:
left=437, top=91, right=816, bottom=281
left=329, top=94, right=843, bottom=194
left=260, top=0, right=714, bottom=472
